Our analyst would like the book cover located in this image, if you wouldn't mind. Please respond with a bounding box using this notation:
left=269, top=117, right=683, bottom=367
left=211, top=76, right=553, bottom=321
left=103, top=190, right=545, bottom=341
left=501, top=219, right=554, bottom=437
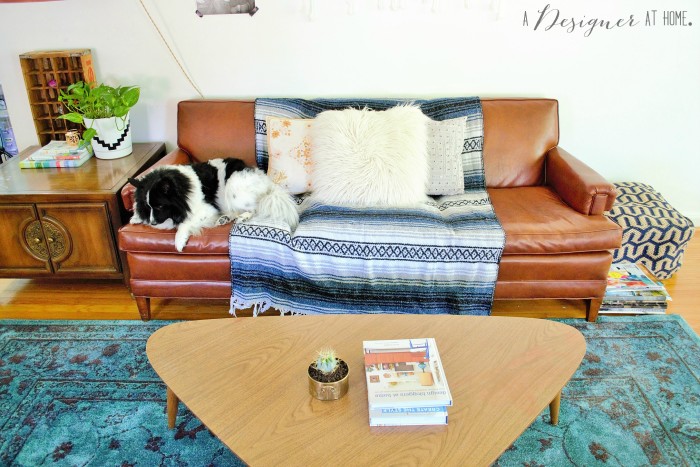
left=606, top=262, right=665, bottom=291
left=35, top=140, right=92, bottom=157
left=363, top=338, right=452, bottom=409
left=29, top=149, right=90, bottom=161
left=19, top=150, right=92, bottom=169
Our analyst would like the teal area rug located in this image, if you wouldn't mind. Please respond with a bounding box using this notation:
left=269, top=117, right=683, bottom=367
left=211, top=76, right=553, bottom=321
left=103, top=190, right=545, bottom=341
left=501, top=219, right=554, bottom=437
left=0, top=321, right=241, bottom=466
left=496, top=315, right=700, bottom=466
left=0, top=315, right=698, bottom=466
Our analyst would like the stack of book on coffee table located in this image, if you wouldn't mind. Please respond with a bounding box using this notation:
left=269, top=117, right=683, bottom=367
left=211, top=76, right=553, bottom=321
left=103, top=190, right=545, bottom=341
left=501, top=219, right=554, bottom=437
left=19, top=140, right=93, bottom=169
left=363, top=338, right=452, bottom=427
left=601, top=261, right=671, bottom=315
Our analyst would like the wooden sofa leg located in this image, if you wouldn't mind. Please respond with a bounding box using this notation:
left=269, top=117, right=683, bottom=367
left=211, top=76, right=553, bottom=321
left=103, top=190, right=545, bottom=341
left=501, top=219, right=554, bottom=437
left=586, top=298, right=602, bottom=323
left=135, top=297, right=151, bottom=321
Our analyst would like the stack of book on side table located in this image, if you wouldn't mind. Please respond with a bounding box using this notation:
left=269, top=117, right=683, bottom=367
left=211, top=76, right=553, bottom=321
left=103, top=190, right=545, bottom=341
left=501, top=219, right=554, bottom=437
left=363, top=338, right=452, bottom=427
left=19, top=140, right=93, bottom=169
left=601, top=261, right=671, bottom=315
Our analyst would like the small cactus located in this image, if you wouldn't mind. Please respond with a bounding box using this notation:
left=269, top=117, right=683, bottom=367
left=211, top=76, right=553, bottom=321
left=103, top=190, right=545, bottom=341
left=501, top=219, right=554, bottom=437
left=315, top=348, right=339, bottom=375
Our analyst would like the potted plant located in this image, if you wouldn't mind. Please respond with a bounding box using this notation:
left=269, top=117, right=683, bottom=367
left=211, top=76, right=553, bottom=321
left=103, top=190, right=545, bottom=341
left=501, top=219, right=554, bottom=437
left=308, top=348, right=349, bottom=401
left=57, top=81, right=140, bottom=160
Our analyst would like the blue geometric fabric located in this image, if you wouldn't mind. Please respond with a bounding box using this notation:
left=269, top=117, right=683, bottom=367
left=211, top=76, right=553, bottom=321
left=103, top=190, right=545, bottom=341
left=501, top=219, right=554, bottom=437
left=606, top=182, right=694, bottom=279
left=231, top=97, right=504, bottom=317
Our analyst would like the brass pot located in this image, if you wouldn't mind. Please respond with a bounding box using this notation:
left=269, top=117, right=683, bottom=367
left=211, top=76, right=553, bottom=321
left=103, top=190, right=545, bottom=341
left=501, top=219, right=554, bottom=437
left=308, top=359, right=349, bottom=401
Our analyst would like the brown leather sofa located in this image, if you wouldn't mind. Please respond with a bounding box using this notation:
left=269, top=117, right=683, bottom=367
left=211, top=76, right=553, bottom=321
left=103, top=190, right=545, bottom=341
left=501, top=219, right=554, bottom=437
left=118, top=99, right=622, bottom=321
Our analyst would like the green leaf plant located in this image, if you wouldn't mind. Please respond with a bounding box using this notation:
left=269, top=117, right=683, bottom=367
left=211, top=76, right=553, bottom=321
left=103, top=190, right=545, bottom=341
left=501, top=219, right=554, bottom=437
left=57, top=81, right=140, bottom=145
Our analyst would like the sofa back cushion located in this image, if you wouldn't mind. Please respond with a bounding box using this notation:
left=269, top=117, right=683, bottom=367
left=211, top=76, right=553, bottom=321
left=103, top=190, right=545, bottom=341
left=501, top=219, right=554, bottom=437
left=178, top=100, right=257, bottom=166
left=482, top=99, right=559, bottom=188
left=176, top=98, right=559, bottom=187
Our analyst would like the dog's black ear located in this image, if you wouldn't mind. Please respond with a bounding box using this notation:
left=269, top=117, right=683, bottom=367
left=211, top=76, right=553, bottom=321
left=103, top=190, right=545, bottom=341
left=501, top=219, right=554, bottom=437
left=160, top=178, right=172, bottom=194
left=128, top=177, right=142, bottom=188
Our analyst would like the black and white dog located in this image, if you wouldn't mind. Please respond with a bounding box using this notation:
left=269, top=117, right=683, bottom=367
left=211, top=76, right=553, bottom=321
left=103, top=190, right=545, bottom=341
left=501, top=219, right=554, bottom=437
left=129, top=158, right=299, bottom=251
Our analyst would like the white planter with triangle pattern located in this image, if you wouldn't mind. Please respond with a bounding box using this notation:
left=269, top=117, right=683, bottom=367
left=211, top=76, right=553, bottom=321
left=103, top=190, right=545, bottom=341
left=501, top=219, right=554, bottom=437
left=84, top=112, right=133, bottom=160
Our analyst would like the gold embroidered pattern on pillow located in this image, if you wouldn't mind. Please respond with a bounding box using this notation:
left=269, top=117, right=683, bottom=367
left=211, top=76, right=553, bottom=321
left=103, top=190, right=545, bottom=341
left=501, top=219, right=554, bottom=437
left=266, top=117, right=313, bottom=194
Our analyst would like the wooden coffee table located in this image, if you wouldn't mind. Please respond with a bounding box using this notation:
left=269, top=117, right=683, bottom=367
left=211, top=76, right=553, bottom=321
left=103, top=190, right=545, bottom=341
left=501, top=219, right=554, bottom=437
left=147, top=315, right=585, bottom=466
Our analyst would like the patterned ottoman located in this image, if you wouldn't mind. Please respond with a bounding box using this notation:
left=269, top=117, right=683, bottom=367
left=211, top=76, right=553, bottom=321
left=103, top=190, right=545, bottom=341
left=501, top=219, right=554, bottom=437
left=606, top=182, right=695, bottom=279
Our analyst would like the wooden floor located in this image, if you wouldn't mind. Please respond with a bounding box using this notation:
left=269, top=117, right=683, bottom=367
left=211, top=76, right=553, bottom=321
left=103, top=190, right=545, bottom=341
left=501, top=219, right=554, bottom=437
left=1, top=236, right=698, bottom=334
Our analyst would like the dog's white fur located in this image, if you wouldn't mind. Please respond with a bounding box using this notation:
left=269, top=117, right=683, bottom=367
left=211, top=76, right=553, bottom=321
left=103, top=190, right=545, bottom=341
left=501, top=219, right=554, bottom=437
left=223, top=167, right=299, bottom=231
left=310, top=105, right=430, bottom=207
left=131, top=161, right=299, bottom=252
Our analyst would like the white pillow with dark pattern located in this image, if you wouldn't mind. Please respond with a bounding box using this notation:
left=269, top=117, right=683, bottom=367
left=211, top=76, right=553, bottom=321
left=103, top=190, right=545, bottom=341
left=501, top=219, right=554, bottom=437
left=426, top=118, right=465, bottom=196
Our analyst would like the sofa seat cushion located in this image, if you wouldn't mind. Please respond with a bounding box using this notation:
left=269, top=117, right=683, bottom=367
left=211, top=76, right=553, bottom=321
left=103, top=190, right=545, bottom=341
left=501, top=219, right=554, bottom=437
left=119, top=223, right=230, bottom=254
left=490, top=186, right=621, bottom=255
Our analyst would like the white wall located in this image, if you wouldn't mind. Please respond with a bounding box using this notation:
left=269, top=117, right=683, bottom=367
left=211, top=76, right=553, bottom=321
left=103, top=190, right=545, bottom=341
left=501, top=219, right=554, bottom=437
left=1, top=0, right=698, bottom=221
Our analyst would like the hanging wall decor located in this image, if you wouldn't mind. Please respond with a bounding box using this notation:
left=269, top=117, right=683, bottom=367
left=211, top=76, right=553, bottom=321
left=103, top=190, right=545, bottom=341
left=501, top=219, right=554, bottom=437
left=195, top=0, right=258, bottom=17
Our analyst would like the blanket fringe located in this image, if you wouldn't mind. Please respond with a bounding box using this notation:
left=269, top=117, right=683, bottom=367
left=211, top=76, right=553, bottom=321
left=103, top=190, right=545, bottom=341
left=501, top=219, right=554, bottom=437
left=229, top=296, right=303, bottom=317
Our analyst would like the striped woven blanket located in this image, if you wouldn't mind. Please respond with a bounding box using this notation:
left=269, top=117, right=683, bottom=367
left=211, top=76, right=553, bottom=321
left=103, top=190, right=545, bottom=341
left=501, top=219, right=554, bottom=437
left=229, top=98, right=505, bottom=316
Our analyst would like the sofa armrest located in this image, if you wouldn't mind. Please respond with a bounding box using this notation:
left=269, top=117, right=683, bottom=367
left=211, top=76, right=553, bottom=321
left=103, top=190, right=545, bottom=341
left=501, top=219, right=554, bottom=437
left=546, top=147, right=617, bottom=215
left=120, top=148, right=193, bottom=211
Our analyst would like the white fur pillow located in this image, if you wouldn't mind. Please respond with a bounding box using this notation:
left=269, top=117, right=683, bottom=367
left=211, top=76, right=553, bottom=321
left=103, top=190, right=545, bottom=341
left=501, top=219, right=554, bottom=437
left=310, top=105, right=429, bottom=207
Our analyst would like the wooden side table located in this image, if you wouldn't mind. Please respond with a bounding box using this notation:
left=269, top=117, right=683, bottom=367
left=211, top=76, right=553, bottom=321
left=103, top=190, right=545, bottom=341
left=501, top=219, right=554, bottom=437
left=0, top=142, right=166, bottom=280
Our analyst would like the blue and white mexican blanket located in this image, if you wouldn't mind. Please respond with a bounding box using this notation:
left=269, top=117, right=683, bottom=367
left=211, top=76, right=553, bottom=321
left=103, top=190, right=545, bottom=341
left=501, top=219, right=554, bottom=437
left=229, top=98, right=505, bottom=316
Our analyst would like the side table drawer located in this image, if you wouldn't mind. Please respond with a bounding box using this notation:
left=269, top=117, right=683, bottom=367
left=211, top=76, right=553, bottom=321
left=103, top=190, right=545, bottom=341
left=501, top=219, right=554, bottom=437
left=37, top=203, right=120, bottom=275
left=0, top=204, right=53, bottom=275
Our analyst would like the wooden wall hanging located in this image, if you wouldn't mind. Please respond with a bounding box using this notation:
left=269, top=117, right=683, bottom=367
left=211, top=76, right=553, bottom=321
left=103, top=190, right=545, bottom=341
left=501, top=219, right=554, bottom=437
left=19, top=49, right=96, bottom=146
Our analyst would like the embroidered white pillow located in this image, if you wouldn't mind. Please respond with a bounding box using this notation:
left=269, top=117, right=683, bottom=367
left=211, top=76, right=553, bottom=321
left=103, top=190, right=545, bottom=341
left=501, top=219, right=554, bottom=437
left=266, top=117, right=313, bottom=194
left=426, top=118, right=465, bottom=195
left=310, top=105, right=429, bottom=207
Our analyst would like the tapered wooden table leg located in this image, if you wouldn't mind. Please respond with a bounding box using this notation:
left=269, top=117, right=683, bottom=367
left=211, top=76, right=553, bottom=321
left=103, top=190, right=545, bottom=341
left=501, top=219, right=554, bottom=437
left=167, top=386, right=179, bottom=429
left=549, top=391, right=561, bottom=425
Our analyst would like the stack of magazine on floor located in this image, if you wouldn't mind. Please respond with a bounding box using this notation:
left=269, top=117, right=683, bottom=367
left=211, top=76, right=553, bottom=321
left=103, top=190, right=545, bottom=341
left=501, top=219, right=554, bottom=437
left=601, top=261, right=671, bottom=315
left=363, top=338, right=452, bottom=427
left=19, top=140, right=93, bottom=169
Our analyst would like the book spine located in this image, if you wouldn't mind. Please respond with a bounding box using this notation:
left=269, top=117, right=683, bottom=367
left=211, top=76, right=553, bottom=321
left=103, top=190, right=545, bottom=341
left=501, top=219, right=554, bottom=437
left=369, top=407, right=448, bottom=422
left=30, top=153, right=88, bottom=161
left=601, top=302, right=668, bottom=309
left=603, top=295, right=669, bottom=302
left=599, top=308, right=666, bottom=314
left=370, top=406, right=448, bottom=415
left=369, top=415, right=448, bottom=427
left=20, top=159, right=86, bottom=168
left=606, top=284, right=665, bottom=292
